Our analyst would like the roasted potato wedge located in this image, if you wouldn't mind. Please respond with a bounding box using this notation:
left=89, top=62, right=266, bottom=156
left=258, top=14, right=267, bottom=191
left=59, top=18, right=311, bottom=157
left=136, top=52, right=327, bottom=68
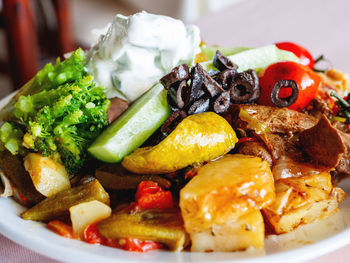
left=24, top=153, right=70, bottom=197
left=263, top=172, right=346, bottom=234
left=70, top=200, right=111, bottom=237
left=190, top=210, right=264, bottom=252
left=180, top=154, right=275, bottom=233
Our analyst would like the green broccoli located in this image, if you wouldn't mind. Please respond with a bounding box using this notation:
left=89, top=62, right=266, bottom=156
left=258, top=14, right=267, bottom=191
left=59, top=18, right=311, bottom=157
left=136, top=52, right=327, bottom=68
left=0, top=49, right=110, bottom=174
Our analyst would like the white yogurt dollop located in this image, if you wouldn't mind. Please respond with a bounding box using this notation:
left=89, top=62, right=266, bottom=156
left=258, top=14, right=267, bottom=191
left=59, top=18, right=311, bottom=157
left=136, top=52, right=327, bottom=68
left=86, top=11, right=201, bottom=102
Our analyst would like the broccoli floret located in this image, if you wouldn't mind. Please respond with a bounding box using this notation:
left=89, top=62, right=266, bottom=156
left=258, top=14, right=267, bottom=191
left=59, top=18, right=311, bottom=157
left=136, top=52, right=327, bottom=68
left=0, top=49, right=87, bottom=124
left=0, top=122, right=25, bottom=155
left=0, top=48, right=110, bottom=174
left=35, top=48, right=86, bottom=91
left=20, top=75, right=110, bottom=174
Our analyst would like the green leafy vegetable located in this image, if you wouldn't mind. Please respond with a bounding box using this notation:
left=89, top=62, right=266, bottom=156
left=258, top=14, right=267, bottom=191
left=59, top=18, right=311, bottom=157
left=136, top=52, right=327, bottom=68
left=331, top=91, right=350, bottom=121
left=0, top=122, right=24, bottom=155
left=0, top=49, right=110, bottom=174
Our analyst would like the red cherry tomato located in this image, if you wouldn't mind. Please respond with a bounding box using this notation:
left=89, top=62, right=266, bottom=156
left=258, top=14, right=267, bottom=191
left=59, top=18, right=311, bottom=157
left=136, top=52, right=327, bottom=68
left=258, top=61, right=322, bottom=111
left=276, top=42, right=314, bottom=69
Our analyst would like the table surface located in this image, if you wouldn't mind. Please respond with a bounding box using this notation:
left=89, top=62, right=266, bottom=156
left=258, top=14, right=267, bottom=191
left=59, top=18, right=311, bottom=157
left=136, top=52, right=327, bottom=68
left=2, top=0, right=350, bottom=262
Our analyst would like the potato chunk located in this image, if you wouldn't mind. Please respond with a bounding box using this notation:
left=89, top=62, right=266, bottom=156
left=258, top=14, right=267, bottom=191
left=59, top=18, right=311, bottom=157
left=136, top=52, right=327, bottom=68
left=70, top=200, right=111, bottom=237
left=262, top=172, right=346, bottom=234
left=180, top=154, right=275, bottom=233
left=190, top=210, right=264, bottom=252
left=24, top=153, right=70, bottom=197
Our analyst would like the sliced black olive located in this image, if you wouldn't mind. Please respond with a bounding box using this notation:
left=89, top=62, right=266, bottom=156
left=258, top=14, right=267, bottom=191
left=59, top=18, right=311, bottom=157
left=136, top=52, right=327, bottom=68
left=167, top=87, right=180, bottom=111
left=207, top=70, right=220, bottom=77
left=187, top=96, right=210, bottom=115
left=176, top=80, right=190, bottom=109
left=216, top=69, right=237, bottom=89
left=161, top=110, right=187, bottom=136
left=213, top=91, right=231, bottom=114
left=193, top=63, right=224, bottom=98
left=189, top=64, right=206, bottom=101
left=245, top=69, right=260, bottom=103
left=229, top=70, right=260, bottom=103
left=270, top=80, right=299, bottom=107
left=160, top=64, right=190, bottom=89
left=203, top=75, right=224, bottom=98
left=213, top=50, right=238, bottom=71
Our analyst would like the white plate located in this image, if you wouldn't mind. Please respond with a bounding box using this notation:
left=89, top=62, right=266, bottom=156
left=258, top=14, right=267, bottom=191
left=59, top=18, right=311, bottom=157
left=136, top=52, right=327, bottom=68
left=1, top=93, right=350, bottom=263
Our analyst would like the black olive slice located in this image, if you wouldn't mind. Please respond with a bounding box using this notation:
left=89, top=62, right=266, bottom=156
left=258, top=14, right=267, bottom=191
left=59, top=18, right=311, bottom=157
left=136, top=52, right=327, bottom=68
left=207, top=70, right=220, bottom=77
left=187, top=96, right=210, bottom=115
left=190, top=64, right=206, bottom=101
left=213, top=91, right=231, bottom=113
left=270, top=80, right=299, bottom=108
left=216, top=69, right=237, bottom=89
left=161, top=110, right=187, bottom=136
left=176, top=80, right=190, bottom=109
left=213, top=50, right=238, bottom=71
left=203, top=75, right=224, bottom=98
left=160, top=64, right=190, bottom=89
left=166, top=87, right=180, bottom=111
left=244, top=69, right=260, bottom=103
left=229, top=70, right=260, bottom=103
left=193, top=63, right=224, bottom=98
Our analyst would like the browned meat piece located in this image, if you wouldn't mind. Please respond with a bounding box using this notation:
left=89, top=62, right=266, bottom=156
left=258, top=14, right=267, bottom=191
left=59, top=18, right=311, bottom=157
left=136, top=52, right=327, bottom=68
left=258, top=133, right=303, bottom=163
left=299, top=115, right=350, bottom=173
left=223, top=105, right=317, bottom=134
left=236, top=141, right=273, bottom=166
left=303, top=97, right=332, bottom=120
left=108, top=97, right=129, bottom=124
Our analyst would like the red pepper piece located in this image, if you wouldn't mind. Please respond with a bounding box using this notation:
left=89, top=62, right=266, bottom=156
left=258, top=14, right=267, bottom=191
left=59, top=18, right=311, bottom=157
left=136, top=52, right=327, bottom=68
left=236, top=137, right=258, bottom=145
left=83, top=222, right=106, bottom=245
left=134, top=181, right=173, bottom=210
left=47, top=220, right=74, bottom=239
left=118, top=238, right=162, bottom=252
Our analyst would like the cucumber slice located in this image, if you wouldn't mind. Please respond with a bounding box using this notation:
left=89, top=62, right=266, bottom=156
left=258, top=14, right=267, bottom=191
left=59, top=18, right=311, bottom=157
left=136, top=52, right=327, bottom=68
left=201, top=45, right=300, bottom=73
left=201, top=46, right=251, bottom=60
left=88, top=83, right=170, bottom=163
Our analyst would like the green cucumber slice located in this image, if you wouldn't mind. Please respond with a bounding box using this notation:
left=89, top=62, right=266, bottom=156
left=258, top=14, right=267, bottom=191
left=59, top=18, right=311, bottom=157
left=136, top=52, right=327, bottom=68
left=201, top=44, right=300, bottom=73
left=201, top=46, right=251, bottom=60
left=88, top=83, right=170, bottom=163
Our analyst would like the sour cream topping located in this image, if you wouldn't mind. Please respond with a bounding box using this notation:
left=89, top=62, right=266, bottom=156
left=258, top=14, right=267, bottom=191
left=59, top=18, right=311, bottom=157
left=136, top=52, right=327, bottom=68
left=86, top=11, right=201, bottom=102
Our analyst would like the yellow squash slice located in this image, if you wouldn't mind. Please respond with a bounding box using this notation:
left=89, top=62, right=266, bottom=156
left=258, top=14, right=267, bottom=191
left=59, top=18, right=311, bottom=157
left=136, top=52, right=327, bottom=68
left=122, top=112, right=237, bottom=174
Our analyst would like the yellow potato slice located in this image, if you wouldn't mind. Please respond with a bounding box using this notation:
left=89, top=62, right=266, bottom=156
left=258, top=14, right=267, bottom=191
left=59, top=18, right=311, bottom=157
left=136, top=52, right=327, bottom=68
left=24, top=153, right=70, bottom=197
left=190, top=210, right=264, bottom=252
left=70, top=200, right=111, bottom=237
left=263, top=172, right=346, bottom=234
left=122, top=112, right=237, bottom=174
left=180, top=154, right=275, bottom=233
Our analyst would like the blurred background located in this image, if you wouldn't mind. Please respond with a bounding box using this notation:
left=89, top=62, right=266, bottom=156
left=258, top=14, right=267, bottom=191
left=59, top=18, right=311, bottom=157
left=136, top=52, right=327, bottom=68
left=1, top=0, right=350, bottom=99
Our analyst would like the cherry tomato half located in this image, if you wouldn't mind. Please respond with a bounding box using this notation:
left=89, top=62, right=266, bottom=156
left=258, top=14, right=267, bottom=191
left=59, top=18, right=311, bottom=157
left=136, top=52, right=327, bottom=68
left=258, top=61, right=322, bottom=111
left=276, top=42, right=314, bottom=69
